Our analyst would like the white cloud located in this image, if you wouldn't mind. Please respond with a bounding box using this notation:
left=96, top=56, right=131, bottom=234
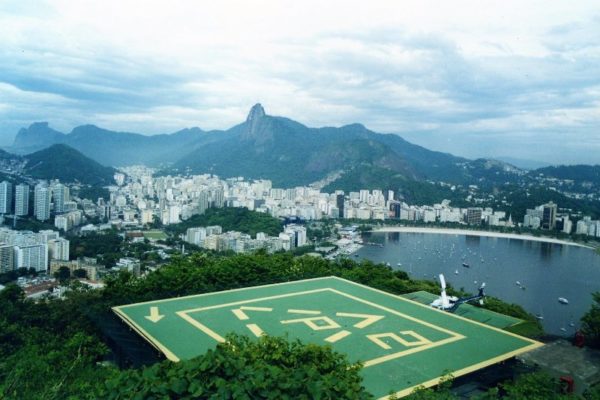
left=0, top=0, right=599, bottom=163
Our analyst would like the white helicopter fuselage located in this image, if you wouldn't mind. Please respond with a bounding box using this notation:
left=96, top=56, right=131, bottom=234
left=430, top=295, right=459, bottom=310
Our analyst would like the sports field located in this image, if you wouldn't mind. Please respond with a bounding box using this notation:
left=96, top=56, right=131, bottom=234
left=142, top=230, right=168, bottom=240
left=113, top=276, right=542, bottom=399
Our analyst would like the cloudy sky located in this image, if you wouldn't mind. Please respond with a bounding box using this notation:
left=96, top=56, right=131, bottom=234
left=1, top=1, right=599, bottom=165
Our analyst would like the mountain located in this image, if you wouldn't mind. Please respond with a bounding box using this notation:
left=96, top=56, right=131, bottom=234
left=24, top=144, right=117, bottom=185
left=496, top=156, right=550, bottom=170
left=172, top=104, right=473, bottom=186
left=12, top=122, right=65, bottom=154
left=530, top=165, right=600, bottom=185
left=10, top=104, right=525, bottom=187
left=11, top=123, right=217, bottom=167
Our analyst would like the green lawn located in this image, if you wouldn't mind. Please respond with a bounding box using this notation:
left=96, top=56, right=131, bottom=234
left=143, top=230, right=168, bottom=240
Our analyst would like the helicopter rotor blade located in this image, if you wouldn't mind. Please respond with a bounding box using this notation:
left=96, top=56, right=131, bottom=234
left=439, top=274, right=446, bottom=290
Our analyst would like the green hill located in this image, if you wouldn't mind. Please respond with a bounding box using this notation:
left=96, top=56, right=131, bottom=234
left=24, top=144, right=116, bottom=185
left=165, top=207, right=283, bottom=238
left=531, top=165, right=600, bottom=185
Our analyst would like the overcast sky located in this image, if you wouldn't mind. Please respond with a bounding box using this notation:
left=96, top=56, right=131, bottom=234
left=1, top=1, right=599, bottom=165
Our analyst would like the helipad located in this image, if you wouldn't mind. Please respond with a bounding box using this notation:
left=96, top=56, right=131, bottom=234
left=113, top=276, right=542, bottom=399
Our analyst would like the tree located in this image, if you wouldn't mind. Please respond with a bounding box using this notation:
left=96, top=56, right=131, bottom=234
left=501, top=372, right=573, bottom=400
left=101, top=334, right=371, bottom=399
left=55, top=266, right=71, bottom=282
left=73, top=269, right=87, bottom=279
left=582, top=292, right=600, bottom=348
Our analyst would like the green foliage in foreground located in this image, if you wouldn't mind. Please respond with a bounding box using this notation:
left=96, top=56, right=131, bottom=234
left=500, top=371, right=577, bottom=400
left=405, top=371, right=589, bottom=400
left=0, top=285, right=110, bottom=400
left=581, top=292, right=600, bottom=348
left=0, top=251, right=570, bottom=399
left=165, top=207, right=283, bottom=238
left=102, top=334, right=371, bottom=400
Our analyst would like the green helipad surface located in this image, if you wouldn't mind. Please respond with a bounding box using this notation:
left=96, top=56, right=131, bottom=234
left=401, top=291, right=523, bottom=329
left=113, top=277, right=542, bottom=399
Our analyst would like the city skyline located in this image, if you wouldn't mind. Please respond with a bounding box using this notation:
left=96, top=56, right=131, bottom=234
left=1, top=1, right=599, bottom=165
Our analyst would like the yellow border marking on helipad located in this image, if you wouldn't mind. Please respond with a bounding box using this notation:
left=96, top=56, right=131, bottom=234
left=367, top=331, right=432, bottom=350
left=246, top=323, right=265, bottom=337
left=325, top=330, right=352, bottom=343
left=378, top=340, right=544, bottom=399
left=113, top=306, right=181, bottom=362
left=280, top=316, right=341, bottom=331
left=364, top=336, right=460, bottom=368
left=328, top=288, right=462, bottom=338
left=287, top=309, right=322, bottom=315
left=177, top=312, right=226, bottom=343
left=336, top=312, right=385, bottom=328
left=175, top=287, right=465, bottom=368
left=231, top=306, right=273, bottom=320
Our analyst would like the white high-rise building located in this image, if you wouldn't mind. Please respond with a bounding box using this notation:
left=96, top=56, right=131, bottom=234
left=53, top=184, right=70, bottom=213
left=0, top=181, right=13, bottom=214
left=34, top=184, right=51, bottom=221
left=48, top=238, right=70, bottom=261
left=14, top=244, right=48, bottom=272
left=284, top=224, right=307, bottom=247
left=185, top=227, right=207, bottom=246
left=54, top=215, right=71, bottom=231
left=14, top=184, right=29, bottom=216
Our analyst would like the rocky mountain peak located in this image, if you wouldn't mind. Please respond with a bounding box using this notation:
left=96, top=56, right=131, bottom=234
left=244, top=103, right=270, bottom=141
left=246, top=103, right=266, bottom=123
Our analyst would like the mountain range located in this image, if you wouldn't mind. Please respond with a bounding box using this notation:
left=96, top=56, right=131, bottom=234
left=7, top=104, right=599, bottom=190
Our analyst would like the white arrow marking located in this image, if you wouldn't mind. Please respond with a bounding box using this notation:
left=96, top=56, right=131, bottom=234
left=145, top=306, right=164, bottom=323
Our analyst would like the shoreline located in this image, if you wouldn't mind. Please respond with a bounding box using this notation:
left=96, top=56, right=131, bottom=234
left=370, top=227, right=595, bottom=249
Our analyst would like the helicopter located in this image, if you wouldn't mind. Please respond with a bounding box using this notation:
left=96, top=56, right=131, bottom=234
left=430, top=274, right=485, bottom=313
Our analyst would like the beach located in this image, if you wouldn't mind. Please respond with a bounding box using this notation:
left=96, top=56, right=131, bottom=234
left=371, top=226, right=594, bottom=249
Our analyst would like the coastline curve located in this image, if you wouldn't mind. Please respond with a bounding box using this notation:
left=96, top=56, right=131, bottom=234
left=370, top=227, right=594, bottom=250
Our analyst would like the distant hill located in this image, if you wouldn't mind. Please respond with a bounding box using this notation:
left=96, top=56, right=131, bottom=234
left=530, top=165, right=600, bottom=185
left=12, top=122, right=65, bottom=154
left=5, top=104, right=546, bottom=187
left=24, top=144, right=116, bottom=185
left=11, top=123, right=217, bottom=167
left=496, top=156, right=550, bottom=170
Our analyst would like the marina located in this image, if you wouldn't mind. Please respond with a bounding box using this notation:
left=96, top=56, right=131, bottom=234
left=354, top=231, right=600, bottom=336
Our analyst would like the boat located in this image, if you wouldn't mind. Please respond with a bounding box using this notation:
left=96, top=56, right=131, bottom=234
left=454, top=269, right=459, bottom=275
left=462, top=262, right=470, bottom=268
left=558, top=297, right=569, bottom=305
left=516, top=281, right=521, bottom=286
left=560, top=327, right=567, bottom=332
left=397, top=262, right=402, bottom=266
left=535, top=314, right=544, bottom=320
